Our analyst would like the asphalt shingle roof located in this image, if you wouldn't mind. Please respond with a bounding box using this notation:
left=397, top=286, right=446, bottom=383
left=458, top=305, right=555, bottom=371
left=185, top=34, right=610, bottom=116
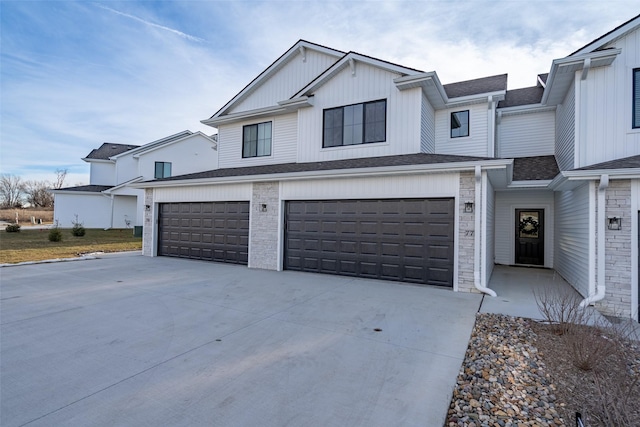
left=443, top=74, right=508, bottom=98
left=497, top=86, right=544, bottom=108
left=150, top=153, right=493, bottom=183
left=85, top=143, right=139, bottom=160
left=512, top=156, right=560, bottom=181
left=574, top=154, right=640, bottom=171
left=56, top=185, right=113, bottom=192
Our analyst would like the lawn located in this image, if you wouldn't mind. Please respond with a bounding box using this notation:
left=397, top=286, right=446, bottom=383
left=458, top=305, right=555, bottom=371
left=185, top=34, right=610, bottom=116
left=0, top=228, right=142, bottom=264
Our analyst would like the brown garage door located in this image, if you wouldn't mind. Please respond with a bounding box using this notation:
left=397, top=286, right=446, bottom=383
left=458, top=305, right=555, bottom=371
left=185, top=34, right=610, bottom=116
left=158, top=201, right=249, bottom=264
left=284, top=198, right=454, bottom=287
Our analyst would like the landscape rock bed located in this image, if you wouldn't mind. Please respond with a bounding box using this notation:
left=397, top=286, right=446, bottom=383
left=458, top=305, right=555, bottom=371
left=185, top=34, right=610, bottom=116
left=446, top=313, right=563, bottom=427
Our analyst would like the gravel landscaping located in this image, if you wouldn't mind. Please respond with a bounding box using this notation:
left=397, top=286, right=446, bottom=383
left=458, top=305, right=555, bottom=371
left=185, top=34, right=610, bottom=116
left=446, top=313, right=640, bottom=427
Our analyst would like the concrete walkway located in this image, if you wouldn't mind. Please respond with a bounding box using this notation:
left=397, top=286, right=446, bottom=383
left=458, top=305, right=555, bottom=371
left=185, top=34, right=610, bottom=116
left=1, top=254, right=482, bottom=427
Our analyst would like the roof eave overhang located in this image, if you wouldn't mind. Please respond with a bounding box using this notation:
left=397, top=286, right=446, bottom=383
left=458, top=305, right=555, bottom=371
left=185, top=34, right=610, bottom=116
left=102, top=176, right=144, bottom=194
left=507, top=180, right=553, bottom=189
left=132, top=159, right=512, bottom=189
left=498, top=104, right=556, bottom=117
left=201, top=97, right=313, bottom=127
left=550, top=168, right=640, bottom=190
left=82, top=158, right=114, bottom=164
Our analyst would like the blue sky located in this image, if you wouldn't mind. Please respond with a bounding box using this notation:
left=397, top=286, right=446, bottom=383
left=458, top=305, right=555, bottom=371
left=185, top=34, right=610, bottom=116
left=0, top=1, right=636, bottom=186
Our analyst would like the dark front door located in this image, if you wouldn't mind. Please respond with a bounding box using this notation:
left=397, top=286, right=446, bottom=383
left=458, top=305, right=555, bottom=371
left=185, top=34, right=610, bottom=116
left=515, top=209, right=544, bottom=265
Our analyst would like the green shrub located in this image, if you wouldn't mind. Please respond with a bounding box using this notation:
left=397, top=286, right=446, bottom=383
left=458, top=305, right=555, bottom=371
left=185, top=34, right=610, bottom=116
left=5, top=223, right=21, bottom=232
left=71, top=214, right=86, bottom=237
left=48, top=227, right=63, bottom=242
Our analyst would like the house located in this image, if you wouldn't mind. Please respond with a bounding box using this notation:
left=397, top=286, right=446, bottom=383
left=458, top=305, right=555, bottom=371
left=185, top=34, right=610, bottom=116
left=134, top=14, right=640, bottom=321
left=52, top=131, right=218, bottom=229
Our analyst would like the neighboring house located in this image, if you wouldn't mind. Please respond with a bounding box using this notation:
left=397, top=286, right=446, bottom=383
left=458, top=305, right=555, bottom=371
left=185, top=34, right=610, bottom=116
left=135, top=15, right=640, bottom=321
left=52, top=131, right=218, bottom=229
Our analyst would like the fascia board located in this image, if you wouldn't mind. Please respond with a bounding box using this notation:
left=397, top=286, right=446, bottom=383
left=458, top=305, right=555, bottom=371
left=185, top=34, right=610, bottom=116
left=444, top=91, right=506, bottom=109
left=49, top=190, right=109, bottom=195
left=132, top=159, right=511, bottom=189
left=103, top=176, right=144, bottom=194
left=394, top=72, right=448, bottom=105
left=571, top=17, right=640, bottom=56
left=498, top=104, right=556, bottom=116
left=507, top=180, right=553, bottom=189
left=562, top=168, right=640, bottom=179
left=111, top=131, right=192, bottom=160
left=82, top=158, right=114, bottom=164
left=132, top=133, right=216, bottom=159
left=203, top=98, right=313, bottom=127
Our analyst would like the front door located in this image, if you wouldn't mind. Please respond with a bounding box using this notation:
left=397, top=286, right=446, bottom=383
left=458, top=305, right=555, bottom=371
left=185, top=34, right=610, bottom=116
left=515, top=209, right=544, bottom=265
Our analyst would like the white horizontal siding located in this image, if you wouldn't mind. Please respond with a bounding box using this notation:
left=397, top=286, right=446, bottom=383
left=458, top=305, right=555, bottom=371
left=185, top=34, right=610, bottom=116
left=498, top=111, right=555, bottom=158
left=421, top=92, right=435, bottom=153
left=555, top=82, right=575, bottom=170
left=281, top=172, right=459, bottom=200
left=434, top=103, right=489, bottom=157
left=296, top=64, right=422, bottom=162
left=577, top=30, right=640, bottom=168
left=53, top=193, right=113, bottom=228
left=230, top=50, right=339, bottom=114
left=218, top=113, right=298, bottom=168
left=137, top=134, right=218, bottom=180
left=494, top=190, right=554, bottom=267
left=154, top=183, right=252, bottom=203
left=90, top=163, right=116, bottom=185
left=554, top=183, right=591, bottom=297
left=113, top=195, right=138, bottom=228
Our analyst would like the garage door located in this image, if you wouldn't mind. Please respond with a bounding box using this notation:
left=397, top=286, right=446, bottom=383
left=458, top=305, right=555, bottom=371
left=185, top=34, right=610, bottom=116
left=284, top=198, right=454, bottom=287
left=158, top=201, right=249, bottom=264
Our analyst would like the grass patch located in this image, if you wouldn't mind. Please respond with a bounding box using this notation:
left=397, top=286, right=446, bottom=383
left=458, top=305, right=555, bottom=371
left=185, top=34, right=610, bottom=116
left=0, top=228, right=141, bottom=264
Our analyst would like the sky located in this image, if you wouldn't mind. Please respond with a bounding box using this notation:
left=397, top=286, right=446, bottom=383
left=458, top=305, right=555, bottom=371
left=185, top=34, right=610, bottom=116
left=0, top=1, right=637, bottom=186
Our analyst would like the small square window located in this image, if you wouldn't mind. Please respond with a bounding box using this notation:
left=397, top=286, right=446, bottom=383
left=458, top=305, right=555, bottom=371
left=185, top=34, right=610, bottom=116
left=243, top=122, right=272, bottom=158
left=451, top=110, right=469, bottom=138
left=154, top=162, right=171, bottom=178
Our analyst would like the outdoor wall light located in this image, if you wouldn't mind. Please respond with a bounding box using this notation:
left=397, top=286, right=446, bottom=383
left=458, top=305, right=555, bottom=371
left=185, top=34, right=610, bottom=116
left=260, top=204, right=267, bottom=212
left=607, top=216, right=621, bottom=230
left=464, top=201, right=474, bottom=213
left=145, top=205, right=151, bottom=212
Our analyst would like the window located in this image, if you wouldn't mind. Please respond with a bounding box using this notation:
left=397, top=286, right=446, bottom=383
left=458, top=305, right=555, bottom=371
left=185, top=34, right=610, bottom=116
left=243, top=122, right=272, bottom=158
left=154, top=162, right=171, bottom=178
left=634, top=68, right=640, bottom=129
left=451, top=110, right=469, bottom=138
left=323, top=99, right=386, bottom=148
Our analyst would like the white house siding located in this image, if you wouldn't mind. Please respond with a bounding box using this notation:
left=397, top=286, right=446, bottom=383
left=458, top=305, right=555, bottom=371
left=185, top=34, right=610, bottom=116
left=137, top=134, right=218, bottom=179
left=484, top=177, right=495, bottom=284
left=434, top=103, right=489, bottom=157
left=555, top=83, right=575, bottom=170
left=112, top=195, right=137, bottom=228
left=115, top=155, right=138, bottom=184
left=497, top=111, right=555, bottom=158
left=229, top=49, right=340, bottom=114
left=421, top=92, right=435, bottom=153
left=296, top=65, right=422, bottom=163
left=53, top=193, right=112, bottom=228
left=554, top=183, right=591, bottom=297
left=494, top=190, right=554, bottom=268
left=89, top=162, right=116, bottom=185
left=217, top=113, right=298, bottom=168
left=153, top=183, right=252, bottom=203
left=576, top=30, right=640, bottom=168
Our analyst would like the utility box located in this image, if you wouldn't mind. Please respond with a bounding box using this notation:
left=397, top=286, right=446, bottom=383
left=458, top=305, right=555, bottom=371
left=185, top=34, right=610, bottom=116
left=133, top=226, right=143, bottom=237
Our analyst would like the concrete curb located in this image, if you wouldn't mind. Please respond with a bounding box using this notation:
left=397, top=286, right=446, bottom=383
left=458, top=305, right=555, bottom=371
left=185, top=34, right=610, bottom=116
left=0, top=250, right=141, bottom=268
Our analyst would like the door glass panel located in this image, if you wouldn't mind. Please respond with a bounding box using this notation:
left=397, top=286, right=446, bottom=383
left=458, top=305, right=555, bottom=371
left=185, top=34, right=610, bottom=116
left=518, top=211, right=540, bottom=238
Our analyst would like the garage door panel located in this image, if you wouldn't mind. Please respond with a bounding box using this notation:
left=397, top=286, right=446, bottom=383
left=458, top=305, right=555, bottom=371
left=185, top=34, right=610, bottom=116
left=284, top=198, right=454, bottom=287
left=158, top=201, right=249, bottom=265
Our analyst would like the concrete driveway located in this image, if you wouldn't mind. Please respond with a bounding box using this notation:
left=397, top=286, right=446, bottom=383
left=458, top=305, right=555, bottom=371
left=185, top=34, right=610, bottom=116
left=1, top=254, right=482, bottom=426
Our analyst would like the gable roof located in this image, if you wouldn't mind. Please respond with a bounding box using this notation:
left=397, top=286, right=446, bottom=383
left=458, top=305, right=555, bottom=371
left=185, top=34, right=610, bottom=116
left=84, top=143, right=139, bottom=161
left=570, top=13, right=640, bottom=56
left=443, top=74, right=507, bottom=98
left=207, top=40, right=344, bottom=120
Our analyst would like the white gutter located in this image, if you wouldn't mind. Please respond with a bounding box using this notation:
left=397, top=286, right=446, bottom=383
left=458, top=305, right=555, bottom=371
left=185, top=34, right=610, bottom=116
left=580, top=174, right=608, bottom=307
left=474, top=165, right=496, bottom=297
left=131, top=159, right=513, bottom=189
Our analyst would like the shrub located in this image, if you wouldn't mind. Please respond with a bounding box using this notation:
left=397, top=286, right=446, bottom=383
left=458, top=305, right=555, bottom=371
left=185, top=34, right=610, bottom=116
left=71, top=214, right=85, bottom=237
left=48, top=222, right=62, bottom=242
left=5, top=223, right=21, bottom=232
left=533, top=285, right=589, bottom=335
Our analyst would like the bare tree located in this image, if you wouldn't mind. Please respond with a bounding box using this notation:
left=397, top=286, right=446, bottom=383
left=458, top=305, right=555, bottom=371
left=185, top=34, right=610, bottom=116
left=53, top=168, right=67, bottom=190
left=23, top=180, right=54, bottom=208
left=0, top=174, right=25, bottom=208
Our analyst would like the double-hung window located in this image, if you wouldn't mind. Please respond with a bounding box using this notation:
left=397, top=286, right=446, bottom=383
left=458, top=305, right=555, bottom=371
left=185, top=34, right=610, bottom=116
left=451, top=110, right=469, bottom=138
left=243, top=121, right=272, bottom=158
left=323, top=99, right=386, bottom=148
left=154, top=162, right=171, bottom=178
left=633, top=68, right=640, bottom=129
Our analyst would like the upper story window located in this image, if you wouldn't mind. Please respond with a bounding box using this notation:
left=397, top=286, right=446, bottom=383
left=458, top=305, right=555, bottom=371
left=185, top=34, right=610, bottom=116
left=451, top=110, right=469, bottom=138
left=633, top=68, right=640, bottom=129
left=243, top=121, right=272, bottom=158
left=154, top=162, right=171, bottom=178
left=323, top=99, right=386, bottom=148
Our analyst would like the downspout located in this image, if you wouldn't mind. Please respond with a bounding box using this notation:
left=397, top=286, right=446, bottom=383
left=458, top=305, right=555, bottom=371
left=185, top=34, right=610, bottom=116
left=107, top=194, right=115, bottom=230
left=580, top=174, right=608, bottom=307
left=474, top=165, right=497, bottom=297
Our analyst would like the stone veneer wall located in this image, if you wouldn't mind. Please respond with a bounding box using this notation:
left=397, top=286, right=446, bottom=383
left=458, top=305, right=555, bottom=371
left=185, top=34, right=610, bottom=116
left=249, top=182, right=280, bottom=270
left=597, top=179, right=632, bottom=317
left=142, top=188, right=154, bottom=256
left=458, top=172, right=476, bottom=292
